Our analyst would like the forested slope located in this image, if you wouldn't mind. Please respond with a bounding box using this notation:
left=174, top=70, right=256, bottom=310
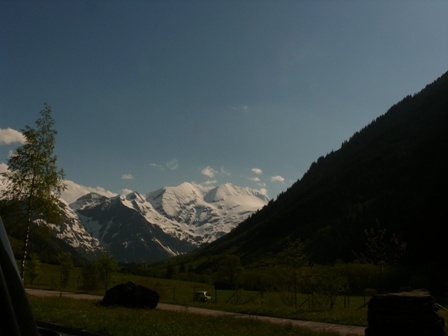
left=198, top=71, right=448, bottom=268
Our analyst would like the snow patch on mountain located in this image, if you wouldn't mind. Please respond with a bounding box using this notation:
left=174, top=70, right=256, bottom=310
left=69, top=182, right=268, bottom=262
left=145, top=182, right=268, bottom=243
left=36, top=200, right=102, bottom=259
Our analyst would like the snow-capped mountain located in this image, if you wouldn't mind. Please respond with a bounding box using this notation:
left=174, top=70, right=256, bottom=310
left=36, top=200, right=102, bottom=260
left=69, top=182, right=268, bottom=263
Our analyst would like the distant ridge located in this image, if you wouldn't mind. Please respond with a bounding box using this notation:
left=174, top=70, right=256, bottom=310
left=70, top=182, right=268, bottom=262
left=1, top=182, right=268, bottom=264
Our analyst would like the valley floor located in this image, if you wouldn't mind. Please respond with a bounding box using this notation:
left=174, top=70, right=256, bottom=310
left=26, top=288, right=365, bottom=336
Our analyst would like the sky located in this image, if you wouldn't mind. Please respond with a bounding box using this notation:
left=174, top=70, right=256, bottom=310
left=1, top=1, right=447, bottom=203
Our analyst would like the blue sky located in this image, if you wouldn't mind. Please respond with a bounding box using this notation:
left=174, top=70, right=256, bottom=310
left=1, top=1, right=447, bottom=202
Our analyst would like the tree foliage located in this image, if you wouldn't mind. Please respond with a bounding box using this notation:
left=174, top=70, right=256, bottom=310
left=97, top=252, right=119, bottom=292
left=215, top=254, right=245, bottom=289
left=27, top=252, right=41, bottom=285
left=80, top=253, right=119, bottom=292
left=278, top=238, right=308, bottom=308
left=58, top=251, right=74, bottom=291
left=353, top=222, right=406, bottom=265
left=1, top=104, right=66, bottom=281
left=81, top=260, right=101, bottom=290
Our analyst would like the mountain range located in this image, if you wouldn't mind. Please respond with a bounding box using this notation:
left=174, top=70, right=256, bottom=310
left=2, top=70, right=447, bottom=276
left=40, top=182, right=268, bottom=263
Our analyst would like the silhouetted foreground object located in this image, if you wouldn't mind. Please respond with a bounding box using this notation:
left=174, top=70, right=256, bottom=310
left=366, top=290, right=445, bottom=336
left=100, top=281, right=159, bottom=309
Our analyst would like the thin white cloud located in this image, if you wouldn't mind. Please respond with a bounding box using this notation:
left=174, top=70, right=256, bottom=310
left=202, top=179, right=217, bottom=187
left=0, top=128, right=26, bottom=145
left=166, top=158, right=178, bottom=170
left=202, top=166, right=218, bottom=178
left=220, top=167, right=230, bottom=176
left=121, top=188, right=133, bottom=195
left=61, top=180, right=117, bottom=204
left=150, top=163, right=164, bottom=170
left=271, top=175, right=285, bottom=183
left=201, top=166, right=231, bottom=178
left=121, top=173, right=134, bottom=180
left=228, top=105, right=250, bottom=112
left=258, top=188, right=268, bottom=196
left=249, top=177, right=260, bottom=182
left=201, top=166, right=230, bottom=182
left=252, top=168, right=263, bottom=175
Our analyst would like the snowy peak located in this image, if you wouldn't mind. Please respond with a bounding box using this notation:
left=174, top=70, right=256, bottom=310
left=36, top=201, right=101, bottom=259
left=204, top=183, right=269, bottom=203
left=119, top=191, right=151, bottom=211
left=69, top=192, right=108, bottom=211
left=66, top=182, right=268, bottom=263
left=146, top=182, right=205, bottom=218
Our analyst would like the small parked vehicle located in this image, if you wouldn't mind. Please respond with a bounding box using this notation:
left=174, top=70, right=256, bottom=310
left=193, top=290, right=212, bottom=302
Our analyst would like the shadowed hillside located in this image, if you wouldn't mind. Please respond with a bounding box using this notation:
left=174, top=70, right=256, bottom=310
left=197, top=71, right=448, bottom=270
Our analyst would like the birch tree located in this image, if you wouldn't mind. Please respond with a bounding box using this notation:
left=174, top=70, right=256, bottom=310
left=1, top=104, right=66, bottom=281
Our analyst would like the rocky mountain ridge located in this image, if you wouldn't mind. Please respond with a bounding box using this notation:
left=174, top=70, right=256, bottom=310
left=51, top=182, right=268, bottom=263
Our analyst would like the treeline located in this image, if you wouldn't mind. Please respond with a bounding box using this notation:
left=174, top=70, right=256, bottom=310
left=121, top=251, right=448, bottom=305
left=24, top=251, right=119, bottom=293
left=128, top=232, right=447, bottom=301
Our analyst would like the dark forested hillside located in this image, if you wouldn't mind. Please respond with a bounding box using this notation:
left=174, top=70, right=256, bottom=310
left=198, top=71, right=448, bottom=268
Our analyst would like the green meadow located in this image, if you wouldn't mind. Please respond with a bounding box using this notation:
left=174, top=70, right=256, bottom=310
left=29, top=296, right=347, bottom=336
left=25, top=263, right=448, bottom=335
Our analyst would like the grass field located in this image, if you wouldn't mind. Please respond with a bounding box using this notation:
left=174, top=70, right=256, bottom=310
left=26, top=262, right=448, bottom=334
left=29, top=296, right=346, bottom=336
left=26, top=263, right=370, bottom=325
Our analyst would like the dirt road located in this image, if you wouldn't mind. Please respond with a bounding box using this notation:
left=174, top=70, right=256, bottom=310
left=26, top=288, right=365, bottom=336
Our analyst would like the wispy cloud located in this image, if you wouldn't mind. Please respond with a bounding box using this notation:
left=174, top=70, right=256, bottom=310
left=151, top=160, right=179, bottom=171
left=201, top=165, right=230, bottom=179
left=121, top=188, right=133, bottom=195
left=202, top=166, right=218, bottom=178
left=220, top=167, right=230, bottom=176
left=271, top=175, right=285, bottom=183
left=228, top=105, right=250, bottom=112
left=201, top=179, right=217, bottom=187
left=166, top=158, right=178, bottom=170
left=252, top=168, right=263, bottom=175
left=150, top=163, right=164, bottom=170
left=61, top=180, right=116, bottom=204
left=249, top=177, right=260, bottom=182
left=0, top=128, right=26, bottom=145
left=121, top=173, right=134, bottom=180
left=258, top=188, right=268, bottom=196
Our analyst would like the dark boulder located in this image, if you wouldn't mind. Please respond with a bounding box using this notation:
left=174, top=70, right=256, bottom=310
left=100, top=281, right=159, bottom=309
left=366, top=289, right=445, bottom=336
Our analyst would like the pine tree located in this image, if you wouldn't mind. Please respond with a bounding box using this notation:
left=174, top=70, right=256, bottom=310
left=1, top=104, right=66, bottom=281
